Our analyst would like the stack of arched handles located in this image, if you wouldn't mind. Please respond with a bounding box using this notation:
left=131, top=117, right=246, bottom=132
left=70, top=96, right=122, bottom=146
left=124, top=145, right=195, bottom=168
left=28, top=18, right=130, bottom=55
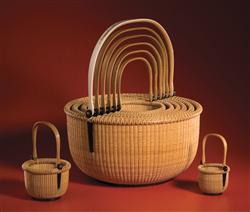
left=86, top=19, right=175, bottom=117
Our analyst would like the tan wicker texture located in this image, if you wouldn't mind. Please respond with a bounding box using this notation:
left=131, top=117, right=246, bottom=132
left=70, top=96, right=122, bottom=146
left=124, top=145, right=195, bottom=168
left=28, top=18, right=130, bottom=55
left=22, top=121, right=71, bottom=199
left=198, top=133, right=230, bottom=194
left=64, top=19, right=202, bottom=185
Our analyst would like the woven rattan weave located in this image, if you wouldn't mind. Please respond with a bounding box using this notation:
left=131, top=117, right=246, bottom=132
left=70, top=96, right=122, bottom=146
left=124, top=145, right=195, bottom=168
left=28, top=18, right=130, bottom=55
left=198, top=133, right=230, bottom=194
left=64, top=19, right=202, bottom=185
left=22, top=121, right=71, bottom=199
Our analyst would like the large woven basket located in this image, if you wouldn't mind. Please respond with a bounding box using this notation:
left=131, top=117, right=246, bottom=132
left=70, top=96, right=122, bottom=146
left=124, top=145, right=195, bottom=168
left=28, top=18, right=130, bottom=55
left=64, top=19, right=203, bottom=185
left=198, top=133, right=230, bottom=194
left=22, top=121, right=71, bottom=199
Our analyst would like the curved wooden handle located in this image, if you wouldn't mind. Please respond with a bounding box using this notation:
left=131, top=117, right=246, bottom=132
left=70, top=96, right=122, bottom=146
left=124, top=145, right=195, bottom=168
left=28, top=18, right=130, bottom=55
left=87, top=18, right=174, bottom=117
left=100, top=33, right=166, bottom=110
left=111, top=49, right=157, bottom=108
left=32, top=121, right=61, bottom=165
left=99, top=30, right=167, bottom=112
left=202, top=133, right=227, bottom=165
left=117, top=56, right=153, bottom=106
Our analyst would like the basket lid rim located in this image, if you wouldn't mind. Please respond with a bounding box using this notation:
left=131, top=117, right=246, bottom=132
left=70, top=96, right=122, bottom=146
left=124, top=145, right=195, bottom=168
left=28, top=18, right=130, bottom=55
left=22, top=158, right=71, bottom=175
left=198, top=163, right=230, bottom=174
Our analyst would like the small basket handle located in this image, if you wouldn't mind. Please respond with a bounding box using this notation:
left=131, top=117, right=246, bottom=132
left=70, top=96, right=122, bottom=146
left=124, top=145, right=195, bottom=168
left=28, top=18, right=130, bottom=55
left=202, top=133, right=227, bottom=165
left=32, top=121, right=61, bottom=166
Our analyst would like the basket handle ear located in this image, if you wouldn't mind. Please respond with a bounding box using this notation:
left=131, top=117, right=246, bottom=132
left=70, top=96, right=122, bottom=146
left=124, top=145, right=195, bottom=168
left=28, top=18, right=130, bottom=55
left=202, top=133, right=227, bottom=165
left=32, top=121, right=60, bottom=166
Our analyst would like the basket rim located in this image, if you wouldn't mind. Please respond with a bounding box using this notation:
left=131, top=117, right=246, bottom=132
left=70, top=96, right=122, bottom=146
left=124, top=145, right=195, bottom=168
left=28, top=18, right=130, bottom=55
left=22, top=158, right=71, bottom=175
left=198, top=163, right=230, bottom=174
left=119, top=101, right=165, bottom=113
left=64, top=93, right=202, bottom=125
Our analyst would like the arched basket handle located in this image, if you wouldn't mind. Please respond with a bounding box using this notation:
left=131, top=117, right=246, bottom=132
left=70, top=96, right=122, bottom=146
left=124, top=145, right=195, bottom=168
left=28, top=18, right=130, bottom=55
left=32, top=121, right=61, bottom=166
left=202, top=133, right=227, bottom=165
left=86, top=18, right=174, bottom=117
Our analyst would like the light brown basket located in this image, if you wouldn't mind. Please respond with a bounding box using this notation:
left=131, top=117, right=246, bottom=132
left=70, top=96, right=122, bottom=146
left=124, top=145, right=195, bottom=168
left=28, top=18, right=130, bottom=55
left=198, top=133, right=230, bottom=194
left=22, top=121, right=71, bottom=200
left=64, top=19, right=203, bottom=185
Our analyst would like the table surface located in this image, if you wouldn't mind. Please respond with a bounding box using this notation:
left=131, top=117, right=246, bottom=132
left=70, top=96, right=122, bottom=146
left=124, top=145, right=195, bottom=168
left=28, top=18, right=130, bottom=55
left=0, top=157, right=249, bottom=211
left=0, top=129, right=249, bottom=211
left=0, top=0, right=249, bottom=211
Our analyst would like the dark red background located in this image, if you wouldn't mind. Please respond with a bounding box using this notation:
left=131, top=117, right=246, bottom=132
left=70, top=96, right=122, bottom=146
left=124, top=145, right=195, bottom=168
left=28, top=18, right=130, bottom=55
left=0, top=0, right=249, bottom=211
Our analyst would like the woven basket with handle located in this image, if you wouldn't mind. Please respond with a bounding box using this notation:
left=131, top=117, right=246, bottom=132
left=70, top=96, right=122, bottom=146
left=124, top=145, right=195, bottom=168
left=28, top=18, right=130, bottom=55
left=22, top=121, right=71, bottom=199
left=198, top=133, right=230, bottom=194
left=64, top=18, right=203, bottom=185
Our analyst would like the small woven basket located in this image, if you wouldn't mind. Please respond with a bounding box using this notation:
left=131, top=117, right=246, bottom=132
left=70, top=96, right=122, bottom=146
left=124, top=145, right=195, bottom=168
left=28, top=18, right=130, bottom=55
left=22, top=121, right=71, bottom=200
left=198, top=133, right=230, bottom=194
left=64, top=19, right=203, bottom=185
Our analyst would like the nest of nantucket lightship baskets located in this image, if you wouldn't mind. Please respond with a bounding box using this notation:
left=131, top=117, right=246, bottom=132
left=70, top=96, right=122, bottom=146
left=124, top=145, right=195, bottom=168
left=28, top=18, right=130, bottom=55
left=22, top=121, right=71, bottom=199
left=198, top=133, right=230, bottom=194
left=64, top=19, right=203, bottom=185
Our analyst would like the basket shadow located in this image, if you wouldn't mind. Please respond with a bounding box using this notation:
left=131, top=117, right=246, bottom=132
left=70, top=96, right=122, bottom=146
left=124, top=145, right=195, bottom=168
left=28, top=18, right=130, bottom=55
left=0, top=179, right=31, bottom=200
left=70, top=168, right=107, bottom=186
left=173, top=179, right=202, bottom=194
left=70, top=166, right=172, bottom=187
